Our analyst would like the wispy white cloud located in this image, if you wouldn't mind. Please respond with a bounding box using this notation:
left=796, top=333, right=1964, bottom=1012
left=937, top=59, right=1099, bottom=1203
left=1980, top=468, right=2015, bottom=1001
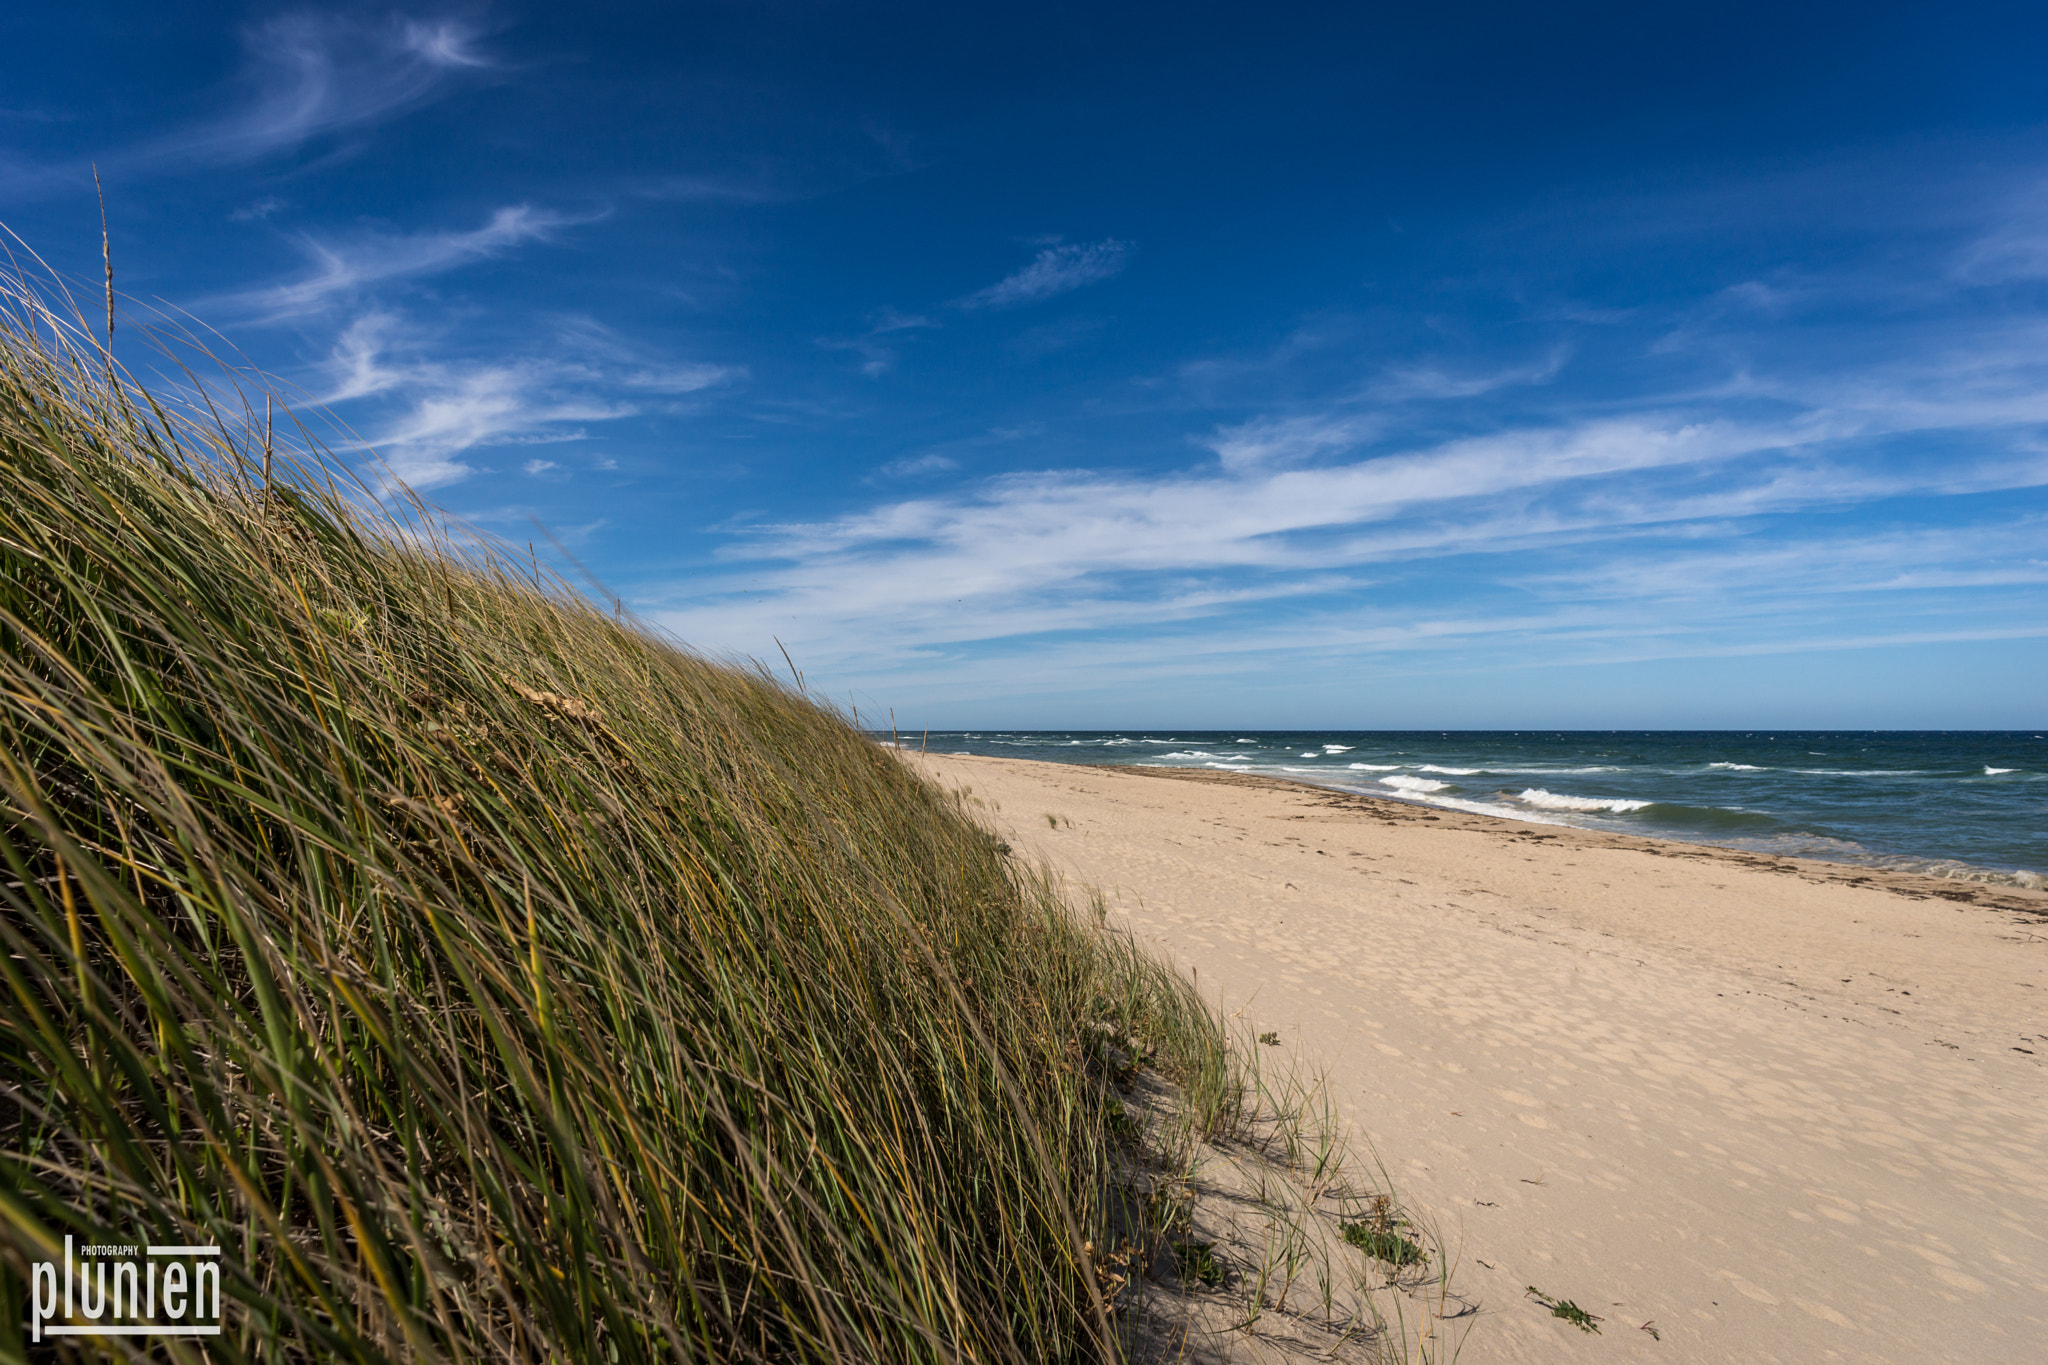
left=1, top=13, right=491, bottom=199
left=224, top=204, right=594, bottom=321
left=1951, top=180, right=2048, bottom=284
left=620, top=362, right=747, bottom=393
left=1508, top=520, right=2048, bottom=603
left=496, top=429, right=594, bottom=446
left=1371, top=348, right=1570, bottom=400
left=543, top=316, right=748, bottom=395
left=134, top=11, right=492, bottom=170
left=644, top=347, right=2048, bottom=682
left=643, top=416, right=1788, bottom=665
left=1955, top=230, right=2048, bottom=284
left=866, top=425, right=1047, bottom=482
left=619, top=145, right=2048, bottom=706
left=1206, top=414, right=1380, bottom=472
left=631, top=173, right=795, bottom=204
left=878, top=453, right=959, bottom=478
left=819, top=307, right=937, bottom=376
left=716, top=413, right=1811, bottom=583
left=958, top=239, right=1131, bottom=310
left=316, top=318, right=616, bottom=490
left=323, top=311, right=408, bottom=402
left=371, top=361, right=633, bottom=490
left=313, top=298, right=745, bottom=491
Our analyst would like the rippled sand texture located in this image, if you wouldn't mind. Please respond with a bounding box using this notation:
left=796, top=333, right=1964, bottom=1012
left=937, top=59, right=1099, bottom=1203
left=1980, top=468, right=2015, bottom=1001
left=911, top=753, right=2048, bottom=1364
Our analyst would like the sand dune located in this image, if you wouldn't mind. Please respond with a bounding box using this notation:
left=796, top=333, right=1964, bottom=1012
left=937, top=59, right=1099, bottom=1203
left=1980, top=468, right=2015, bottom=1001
left=910, top=753, right=2048, bottom=1364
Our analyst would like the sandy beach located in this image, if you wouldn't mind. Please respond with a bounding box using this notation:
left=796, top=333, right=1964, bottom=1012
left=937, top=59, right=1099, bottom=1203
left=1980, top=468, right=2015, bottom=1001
left=909, top=752, right=2048, bottom=1364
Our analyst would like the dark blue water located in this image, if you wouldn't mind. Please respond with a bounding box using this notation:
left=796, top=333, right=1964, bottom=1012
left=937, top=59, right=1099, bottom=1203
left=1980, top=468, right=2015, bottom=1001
left=893, top=731, right=2046, bottom=887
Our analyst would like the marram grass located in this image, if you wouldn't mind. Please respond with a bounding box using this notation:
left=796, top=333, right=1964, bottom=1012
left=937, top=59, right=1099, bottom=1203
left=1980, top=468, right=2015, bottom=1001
left=0, top=267, right=1233, bottom=1362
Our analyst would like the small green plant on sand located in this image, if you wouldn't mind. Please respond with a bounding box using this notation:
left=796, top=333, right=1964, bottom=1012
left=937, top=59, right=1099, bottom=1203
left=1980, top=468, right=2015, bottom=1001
left=1340, top=1192, right=1426, bottom=1266
left=1527, top=1285, right=1604, bottom=1333
left=1258, top=1030, right=1281, bottom=1046
left=1341, top=1224, right=1426, bottom=1266
left=1173, top=1238, right=1225, bottom=1288
left=1101, top=1096, right=1144, bottom=1145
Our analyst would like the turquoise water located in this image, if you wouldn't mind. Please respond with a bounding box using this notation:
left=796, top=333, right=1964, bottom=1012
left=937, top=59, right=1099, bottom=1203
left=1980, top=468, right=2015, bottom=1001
left=896, top=731, right=2046, bottom=887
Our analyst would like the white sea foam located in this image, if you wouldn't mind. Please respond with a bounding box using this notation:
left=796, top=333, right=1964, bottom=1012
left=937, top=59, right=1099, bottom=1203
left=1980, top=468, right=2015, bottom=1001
left=1236, top=738, right=1257, bottom=743
left=1381, top=775, right=1452, bottom=793
left=1162, top=750, right=1225, bottom=760
left=1417, top=765, right=1480, bottom=775
left=1516, top=788, right=1653, bottom=813
left=1985, top=766, right=2017, bottom=775
left=1348, top=762, right=1400, bottom=770
left=1709, top=762, right=1765, bottom=771
left=1299, top=751, right=1321, bottom=758
left=1322, top=744, right=1353, bottom=752
left=1730, top=837, right=2048, bottom=890
left=1332, top=783, right=1568, bottom=826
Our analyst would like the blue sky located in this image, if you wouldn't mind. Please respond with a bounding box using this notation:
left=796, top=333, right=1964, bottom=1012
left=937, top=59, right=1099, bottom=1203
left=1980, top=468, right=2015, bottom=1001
left=5, top=1, right=2046, bottom=727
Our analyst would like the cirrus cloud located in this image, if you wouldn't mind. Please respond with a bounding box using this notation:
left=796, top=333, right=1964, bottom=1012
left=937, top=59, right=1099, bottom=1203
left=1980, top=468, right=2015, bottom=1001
left=958, top=238, right=1132, bottom=310
left=220, top=204, right=599, bottom=322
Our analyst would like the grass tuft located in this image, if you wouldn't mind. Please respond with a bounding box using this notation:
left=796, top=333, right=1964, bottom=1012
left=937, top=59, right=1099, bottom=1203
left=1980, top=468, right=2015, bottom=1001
left=1341, top=1226, right=1427, bottom=1268
left=0, top=260, right=1231, bottom=1362
left=1525, top=1286, right=1603, bottom=1334
left=1171, top=1239, right=1225, bottom=1289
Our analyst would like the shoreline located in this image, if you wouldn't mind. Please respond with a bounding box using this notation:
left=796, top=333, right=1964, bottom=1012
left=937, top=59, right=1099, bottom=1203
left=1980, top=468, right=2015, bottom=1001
left=1081, top=760, right=2048, bottom=917
left=888, top=732, right=2048, bottom=891
left=911, top=749, right=2048, bottom=1362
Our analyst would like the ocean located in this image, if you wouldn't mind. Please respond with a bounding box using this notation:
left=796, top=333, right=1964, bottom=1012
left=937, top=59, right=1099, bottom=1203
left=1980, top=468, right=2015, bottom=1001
left=894, top=730, right=2046, bottom=888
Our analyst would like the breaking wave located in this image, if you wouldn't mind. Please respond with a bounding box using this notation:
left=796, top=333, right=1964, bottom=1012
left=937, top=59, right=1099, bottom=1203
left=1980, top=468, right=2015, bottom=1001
left=1381, top=775, right=1452, bottom=793
left=1516, top=788, right=1653, bottom=813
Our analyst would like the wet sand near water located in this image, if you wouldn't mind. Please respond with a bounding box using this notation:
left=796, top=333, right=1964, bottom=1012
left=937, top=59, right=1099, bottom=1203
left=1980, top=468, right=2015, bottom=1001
left=908, top=752, right=2048, bottom=1363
